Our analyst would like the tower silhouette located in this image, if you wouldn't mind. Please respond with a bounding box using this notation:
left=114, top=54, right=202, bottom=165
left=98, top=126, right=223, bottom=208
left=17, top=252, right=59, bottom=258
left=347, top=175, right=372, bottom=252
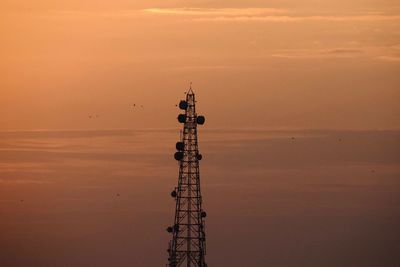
left=167, top=87, right=207, bottom=267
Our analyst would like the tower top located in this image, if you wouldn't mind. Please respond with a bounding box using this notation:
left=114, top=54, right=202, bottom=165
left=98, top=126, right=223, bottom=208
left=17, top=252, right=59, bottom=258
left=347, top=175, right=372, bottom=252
left=187, top=82, right=194, bottom=95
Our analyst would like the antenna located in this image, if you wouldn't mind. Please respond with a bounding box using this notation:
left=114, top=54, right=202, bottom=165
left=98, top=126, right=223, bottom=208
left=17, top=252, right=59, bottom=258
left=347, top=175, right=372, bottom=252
left=188, top=82, right=194, bottom=94
left=167, top=88, right=207, bottom=267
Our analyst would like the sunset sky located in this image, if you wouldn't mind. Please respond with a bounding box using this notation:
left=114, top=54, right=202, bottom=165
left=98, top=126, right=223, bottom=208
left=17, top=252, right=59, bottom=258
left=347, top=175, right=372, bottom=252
left=1, top=1, right=400, bottom=267
left=1, top=0, right=399, bottom=130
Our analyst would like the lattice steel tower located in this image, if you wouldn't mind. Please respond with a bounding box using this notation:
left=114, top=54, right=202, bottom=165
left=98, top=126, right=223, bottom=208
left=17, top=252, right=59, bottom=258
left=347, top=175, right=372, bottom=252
left=166, top=86, right=207, bottom=267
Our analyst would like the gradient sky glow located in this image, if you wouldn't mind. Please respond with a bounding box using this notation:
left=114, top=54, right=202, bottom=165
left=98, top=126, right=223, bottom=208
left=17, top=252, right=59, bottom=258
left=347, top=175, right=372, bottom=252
left=1, top=2, right=400, bottom=266
left=1, top=0, right=399, bottom=130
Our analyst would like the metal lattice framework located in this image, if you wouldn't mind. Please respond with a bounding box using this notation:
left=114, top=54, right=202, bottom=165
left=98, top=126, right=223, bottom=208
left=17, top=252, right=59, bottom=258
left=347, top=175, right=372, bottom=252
left=167, top=87, right=207, bottom=267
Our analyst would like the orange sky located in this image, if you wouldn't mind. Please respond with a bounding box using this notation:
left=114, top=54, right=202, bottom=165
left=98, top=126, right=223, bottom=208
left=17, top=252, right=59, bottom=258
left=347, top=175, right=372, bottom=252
left=1, top=0, right=399, bottom=130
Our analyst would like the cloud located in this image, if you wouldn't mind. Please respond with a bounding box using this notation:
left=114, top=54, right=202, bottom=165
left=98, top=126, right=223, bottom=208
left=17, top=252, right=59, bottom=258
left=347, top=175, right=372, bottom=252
left=323, top=49, right=363, bottom=55
left=376, top=56, right=400, bottom=62
left=142, top=7, right=400, bottom=23
left=169, top=65, right=243, bottom=71
left=0, top=179, right=52, bottom=184
left=25, top=9, right=143, bottom=20
left=194, top=14, right=400, bottom=23
left=270, top=48, right=364, bottom=59
left=270, top=45, right=400, bottom=61
left=142, top=7, right=285, bottom=16
left=374, top=44, right=400, bottom=62
left=22, top=7, right=400, bottom=23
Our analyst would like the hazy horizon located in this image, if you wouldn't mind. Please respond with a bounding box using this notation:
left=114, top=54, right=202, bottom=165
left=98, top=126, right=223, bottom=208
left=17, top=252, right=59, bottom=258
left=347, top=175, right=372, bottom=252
left=1, top=128, right=399, bottom=266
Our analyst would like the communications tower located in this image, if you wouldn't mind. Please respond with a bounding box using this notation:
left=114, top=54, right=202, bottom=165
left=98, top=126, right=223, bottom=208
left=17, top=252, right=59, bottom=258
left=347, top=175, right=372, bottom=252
left=166, top=86, right=207, bottom=267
